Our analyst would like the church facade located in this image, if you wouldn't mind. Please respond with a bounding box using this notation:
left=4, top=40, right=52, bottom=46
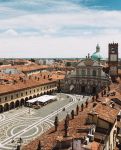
left=62, top=54, right=111, bottom=95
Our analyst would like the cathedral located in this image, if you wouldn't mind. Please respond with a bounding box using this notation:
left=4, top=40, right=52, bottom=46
left=62, top=45, right=111, bottom=95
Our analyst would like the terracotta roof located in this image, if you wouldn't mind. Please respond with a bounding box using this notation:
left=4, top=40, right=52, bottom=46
left=0, top=64, right=49, bottom=72
left=89, top=103, right=119, bottom=124
left=0, top=71, right=65, bottom=95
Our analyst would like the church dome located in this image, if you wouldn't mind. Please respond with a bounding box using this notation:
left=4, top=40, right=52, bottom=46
left=91, top=44, right=103, bottom=61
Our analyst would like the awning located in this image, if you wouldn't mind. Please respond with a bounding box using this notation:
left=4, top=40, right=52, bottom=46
left=27, top=95, right=57, bottom=104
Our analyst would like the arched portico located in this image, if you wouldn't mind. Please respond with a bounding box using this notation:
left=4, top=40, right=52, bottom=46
left=4, top=103, right=9, bottom=111
left=25, top=97, right=29, bottom=106
left=33, top=95, right=36, bottom=98
left=37, top=94, right=40, bottom=97
left=15, top=100, right=20, bottom=108
left=0, top=105, right=3, bottom=113
left=29, top=96, right=32, bottom=99
left=10, top=102, right=15, bottom=110
left=20, top=99, right=25, bottom=106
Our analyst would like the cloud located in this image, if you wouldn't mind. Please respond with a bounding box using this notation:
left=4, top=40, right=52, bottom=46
left=0, top=33, right=120, bottom=58
left=0, top=29, right=18, bottom=37
left=0, top=0, right=120, bottom=57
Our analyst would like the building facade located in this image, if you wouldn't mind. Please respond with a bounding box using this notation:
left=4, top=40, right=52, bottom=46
left=0, top=81, right=57, bottom=113
left=62, top=55, right=111, bottom=95
left=108, top=43, right=119, bottom=78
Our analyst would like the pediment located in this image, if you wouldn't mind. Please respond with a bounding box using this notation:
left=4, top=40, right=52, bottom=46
left=92, top=61, right=100, bottom=66
left=84, top=59, right=94, bottom=66
left=77, top=61, right=86, bottom=67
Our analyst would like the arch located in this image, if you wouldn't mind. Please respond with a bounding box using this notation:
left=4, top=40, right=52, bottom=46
left=47, top=91, right=50, bottom=95
left=10, top=102, right=15, bottom=110
left=25, top=97, right=29, bottom=106
left=0, top=105, right=3, bottom=113
left=40, top=93, right=43, bottom=96
left=20, top=99, right=25, bottom=106
left=37, top=93, right=40, bottom=97
left=4, top=103, right=9, bottom=111
left=81, top=85, right=85, bottom=93
left=25, top=97, right=28, bottom=101
left=29, top=96, right=32, bottom=99
left=33, top=95, right=36, bottom=98
left=92, top=87, right=96, bottom=94
left=43, top=92, right=46, bottom=95
left=15, top=100, right=20, bottom=108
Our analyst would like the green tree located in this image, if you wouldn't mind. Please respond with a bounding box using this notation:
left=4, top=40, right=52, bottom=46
left=101, top=91, right=103, bottom=97
left=66, top=113, right=70, bottom=123
left=86, top=101, right=88, bottom=108
left=108, top=86, right=110, bottom=91
left=71, top=110, right=74, bottom=119
left=81, top=103, right=84, bottom=111
left=54, top=116, right=59, bottom=131
left=96, top=94, right=99, bottom=100
left=64, top=118, right=69, bottom=137
left=92, top=96, right=95, bottom=102
left=37, top=140, right=42, bottom=150
left=76, top=105, right=79, bottom=115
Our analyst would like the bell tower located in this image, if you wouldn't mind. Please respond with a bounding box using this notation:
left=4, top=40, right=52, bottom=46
left=108, top=43, right=118, bottom=79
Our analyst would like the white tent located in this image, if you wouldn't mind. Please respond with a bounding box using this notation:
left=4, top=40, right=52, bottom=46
left=27, top=95, right=57, bottom=104
left=27, top=99, right=37, bottom=103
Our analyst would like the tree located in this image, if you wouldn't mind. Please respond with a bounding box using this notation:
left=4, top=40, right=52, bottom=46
left=30, top=58, right=35, bottom=62
left=81, top=103, right=84, bottom=111
left=66, top=113, right=70, bottom=123
left=86, top=101, right=88, bottom=108
left=71, top=110, right=74, bottom=119
left=64, top=118, right=69, bottom=137
left=104, top=89, right=106, bottom=95
left=54, top=116, right=59, bottom=131
left=37, top=140, right=42, bottom=150
left=96, top=94, right=99, bottom=100
left=101, top=91, right=103, bottom=97
left=108, top=86, right=110, bottom=92
left=76, top=105, right=79, bottom=115
left=92, top=96, right=95, bottom=102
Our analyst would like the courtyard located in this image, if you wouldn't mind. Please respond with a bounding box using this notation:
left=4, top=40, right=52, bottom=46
left=0, top=93, right=90, bottom=150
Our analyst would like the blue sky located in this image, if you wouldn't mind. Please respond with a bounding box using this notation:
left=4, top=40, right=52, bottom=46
left=0, top=0, right=121, bottom=58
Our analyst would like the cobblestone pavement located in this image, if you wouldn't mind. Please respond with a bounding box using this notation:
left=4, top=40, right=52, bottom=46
left=0, top=93, right=90, bottom=150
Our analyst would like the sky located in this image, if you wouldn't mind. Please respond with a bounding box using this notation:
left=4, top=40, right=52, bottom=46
left=0, top=0, right=121, bottom=58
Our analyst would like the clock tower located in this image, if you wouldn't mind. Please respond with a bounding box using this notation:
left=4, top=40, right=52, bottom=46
left=108, top=43, right=118, bottom=78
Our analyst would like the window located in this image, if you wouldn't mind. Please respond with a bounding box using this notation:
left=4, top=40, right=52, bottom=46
left=93, top=70, right=96, bottom=76
left=11, top=95, right=13, bottom=100
left=30, top=90, right=31, bottom=93
left=16, top=94, right=18, bottom=98
left=0, top=98, right=1, bottom=102
left=26, top=92, right=27, bottom=95
left=21, top=93, right=23, bottom=96
left=5, top=97, right=7, bottom=100
left=82, top=69, right=86, bottom=76
left=34, top=89, right=35, bottom=92
left=87, top=69, right=90, bottom=76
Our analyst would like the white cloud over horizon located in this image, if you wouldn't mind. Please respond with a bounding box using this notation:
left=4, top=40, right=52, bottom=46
left=0, top=0, right=121, bottom=58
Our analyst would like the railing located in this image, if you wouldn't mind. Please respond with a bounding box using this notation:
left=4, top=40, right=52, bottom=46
left=68, top=75, right=110, bottom=80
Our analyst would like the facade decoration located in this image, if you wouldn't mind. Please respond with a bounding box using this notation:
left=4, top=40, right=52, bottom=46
left=62, top=54, right=111, bottom=95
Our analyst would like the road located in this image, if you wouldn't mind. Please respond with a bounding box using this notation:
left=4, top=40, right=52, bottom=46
left=0, top=93, right=90, bottom=150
